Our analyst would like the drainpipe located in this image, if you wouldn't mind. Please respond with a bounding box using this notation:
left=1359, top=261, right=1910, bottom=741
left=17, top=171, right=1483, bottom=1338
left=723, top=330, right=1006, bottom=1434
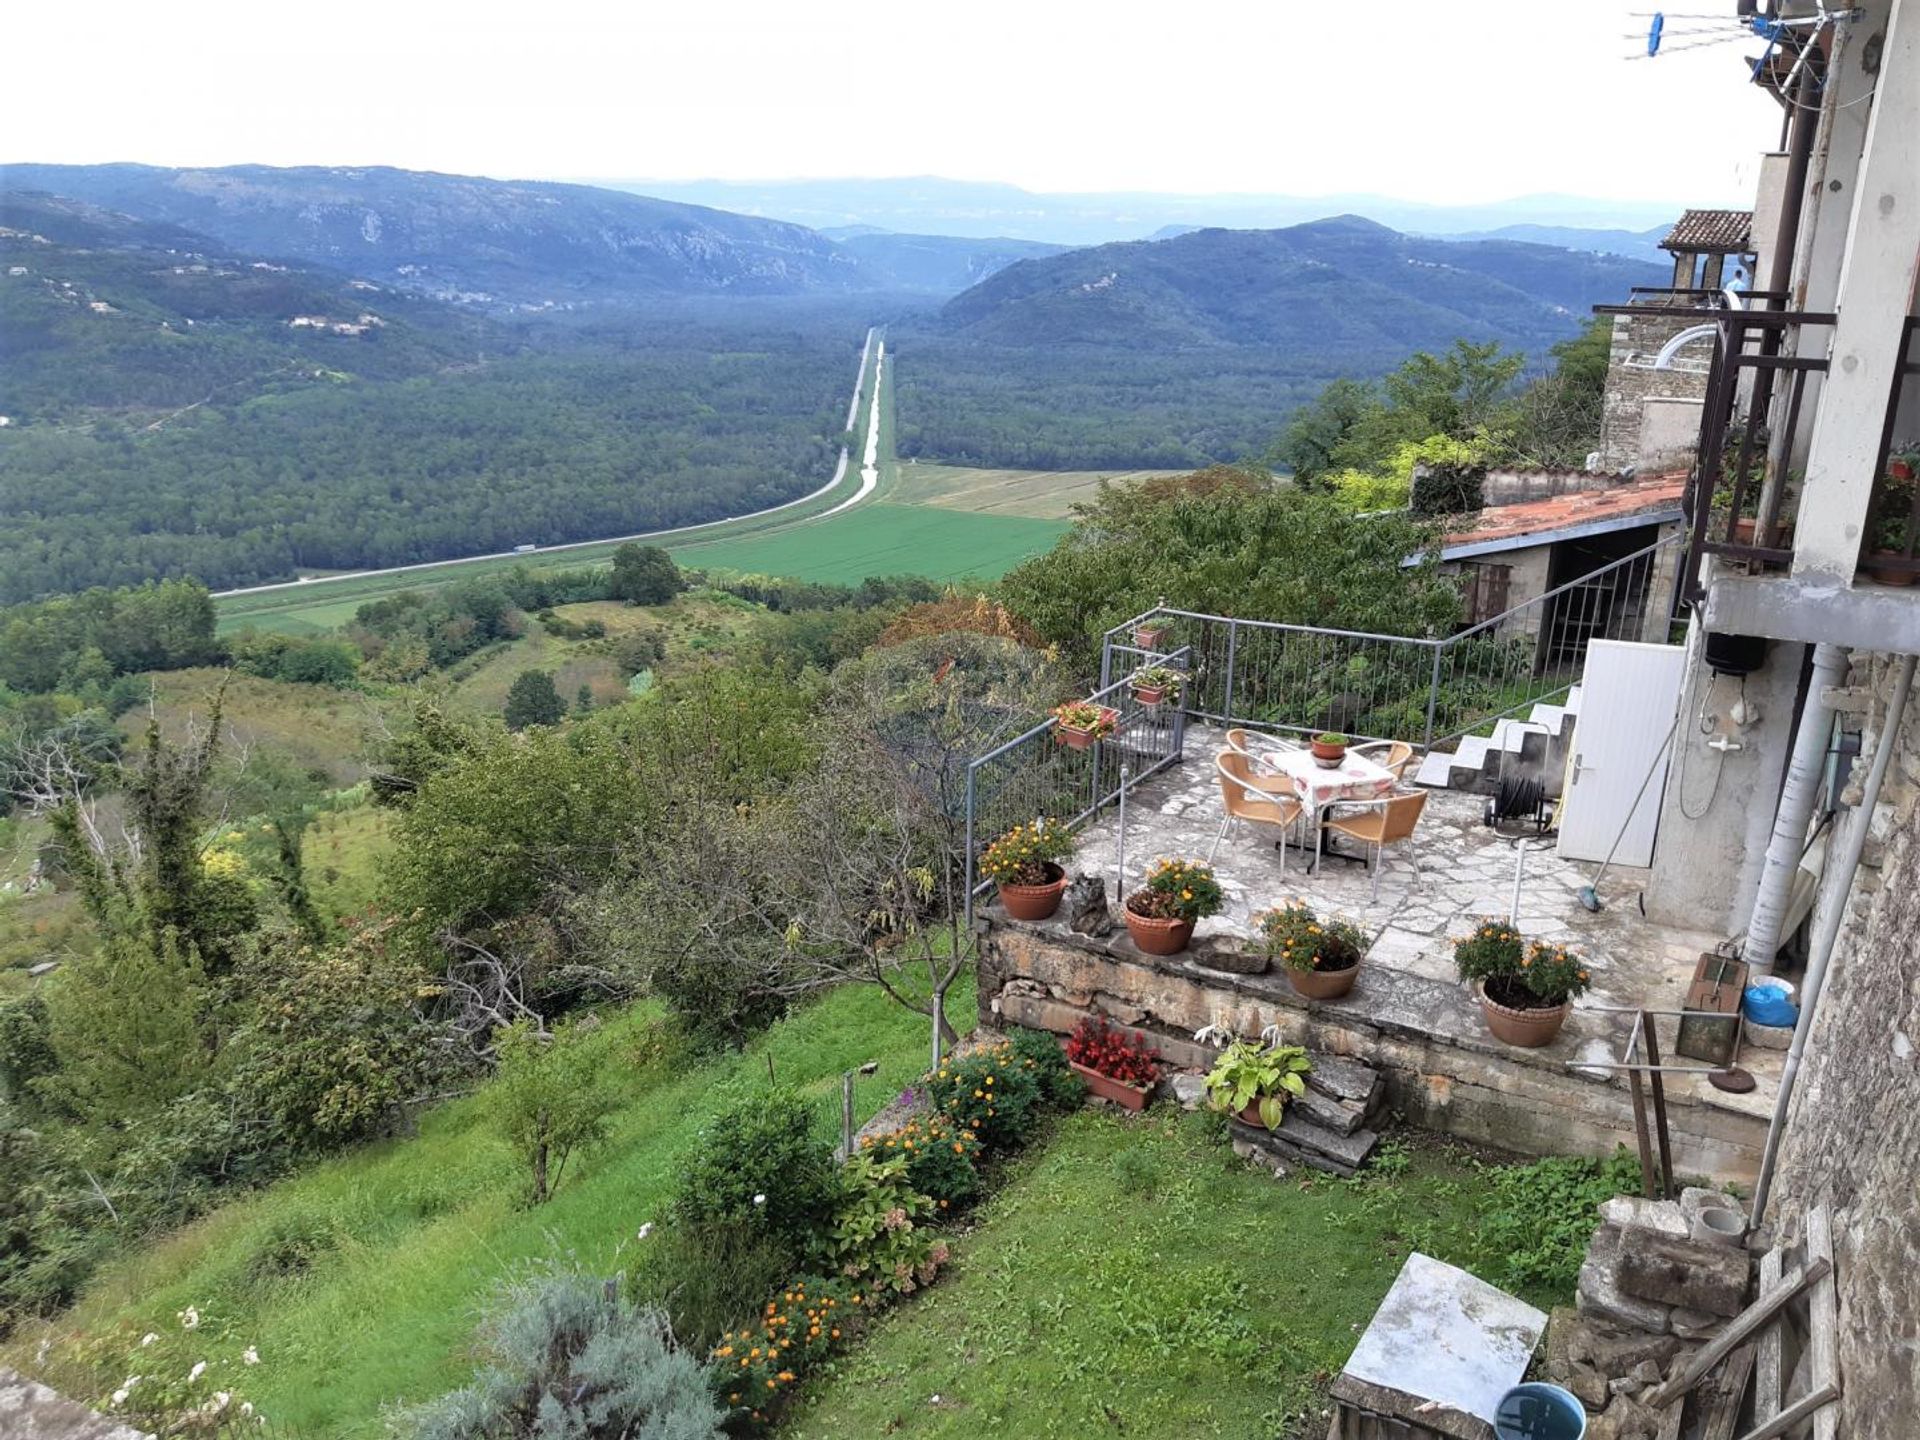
left=1752, top=652, right=1918, bottom=1226
left=1743, top=642, right=1851, bottom=973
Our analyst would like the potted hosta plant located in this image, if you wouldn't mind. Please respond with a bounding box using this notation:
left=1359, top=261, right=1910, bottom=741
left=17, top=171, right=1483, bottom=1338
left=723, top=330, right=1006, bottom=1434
left=1129, top=664, right=1183, bottom=708
left=1256, top=900, right=1368, bottom=1000
left=1052, top=699, right=1119, bottom=751
left=1063, top=1014, right=1158, bottom=1111
left=1310, top=732, right=1348, bottom=769
left=1132, top=618, right=1170, bottom=651
left=1453, top=920, right=1593, bottom=1048
left=1202, top=1035, right=1313, bottom=1131
left=980, top=817, right=1076, bottom=921
left=1123, top=857, right=1224, bottom=955
left=1865, top=472, right=1917, bottom=586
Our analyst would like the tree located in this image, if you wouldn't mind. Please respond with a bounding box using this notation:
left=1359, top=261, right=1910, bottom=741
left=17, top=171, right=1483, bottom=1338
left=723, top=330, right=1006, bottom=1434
left=609, top=544, right=682, bottom=607
left=489, top=1022, right=616, bottom=1206
left=574, top=683, right=594, bottom=716
left=502, top=670, right=564, bottom=731
left=1268, top=376, right=1377, bottom=485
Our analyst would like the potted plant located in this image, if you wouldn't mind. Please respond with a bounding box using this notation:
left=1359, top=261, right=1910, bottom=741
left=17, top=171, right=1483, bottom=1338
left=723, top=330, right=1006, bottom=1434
left=1890, top=453, right=1916, bottom=483
left=1256, top=900, right=1367, bottom=1000
left=1865, top=472, right=1917, bottom=586
left=1052, top=700, right=1119, bottom=751
left=1063, top=1014, right=1158, bottom=1111
left=1123, top=857, right=1224, bottom=955
left=1132, top=618, right=1170, bottom=650
left=1453, top=920, right=1593, bottom=1048
left=1129, top=664, right=1183, bottom=708
left=980, top=817, right=1076, bottom=921
left=1310, top=732, right=1348, bottom=769
left=1202, top=1036, right=1312, bottom=1131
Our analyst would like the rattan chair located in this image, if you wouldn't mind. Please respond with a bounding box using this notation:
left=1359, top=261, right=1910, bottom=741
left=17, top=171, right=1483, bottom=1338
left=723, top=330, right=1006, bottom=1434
left=1210, top=749, right=1306, bottom=866
left=1225, top=727, right=1301, bottom=793
left=1322, top=787, right=1429, bottom=900
left=1351, top=739, right=1417, bottom=782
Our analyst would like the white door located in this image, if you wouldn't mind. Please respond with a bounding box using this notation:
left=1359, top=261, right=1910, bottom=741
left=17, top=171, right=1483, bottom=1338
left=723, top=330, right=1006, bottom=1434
left=1556, top=639, right=1687, bottom=867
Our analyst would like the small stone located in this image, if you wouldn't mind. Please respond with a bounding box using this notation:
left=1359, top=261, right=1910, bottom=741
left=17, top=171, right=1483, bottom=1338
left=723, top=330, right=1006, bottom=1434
left=1169, top=1073, right=1208, bottom=1110
left=1568, top=1360, right=1610, bottom=1410
left=1629, top=1359, right=1663, bottom=1385
left=1599, top=1195, right=1691, bottom=1239
left=1670, top=1307, right=1726, bottom=1341
left=1608, top=1375, right=1643, bottom=1396
left=1584, top=1327, right=1682, bottom=1376
left=1578, top=1225, right=1672, bottom=1335
left=1064, top=875, right=1113, bottom=936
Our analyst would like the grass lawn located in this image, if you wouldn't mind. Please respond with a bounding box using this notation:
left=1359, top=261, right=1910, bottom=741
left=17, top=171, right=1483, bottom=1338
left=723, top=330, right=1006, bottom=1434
left=136, top=669, right=378, bottom=788
left=789, top=1114, right=1562, bottom=1440
left=23, top=980, right=970, bottom=1437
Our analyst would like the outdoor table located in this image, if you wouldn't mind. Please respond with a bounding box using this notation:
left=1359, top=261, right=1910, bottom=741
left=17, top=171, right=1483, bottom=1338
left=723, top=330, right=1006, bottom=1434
left=1253, top=745, right=1397, bottom=873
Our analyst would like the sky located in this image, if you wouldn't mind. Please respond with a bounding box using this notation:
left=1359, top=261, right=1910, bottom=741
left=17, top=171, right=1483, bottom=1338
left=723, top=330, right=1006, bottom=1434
left=16, top=0, right=1782, bottom=207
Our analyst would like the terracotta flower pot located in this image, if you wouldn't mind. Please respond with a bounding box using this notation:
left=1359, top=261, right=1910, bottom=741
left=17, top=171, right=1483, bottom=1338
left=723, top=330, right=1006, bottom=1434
left=1232, top=1098, right=1282, bottom=1131
left=1310, top=739, right=1346, bottom=769
left=1055, top=706, right=1119, bottom=751
left=997, top=865, right=1068, bottom=921
left=1132, top=684, right=1170, bottom=707
left=1068, top=1061, right=1152, bottom=1111
left=1477, top=980, right=1571, bottom=1048
left=1123, top=898, right=1194, bottom=956
left=1132, top=625, right=1168, bottom=650
left=1286, top=957, right=1360, bottom=1000
left=1865, top=551, right=1918, bottom=586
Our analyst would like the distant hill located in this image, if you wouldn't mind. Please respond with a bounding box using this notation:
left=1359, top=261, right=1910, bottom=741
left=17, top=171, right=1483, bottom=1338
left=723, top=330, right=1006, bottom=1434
left=929, top=217, right=1664, bottom=353
left=827, top=231, right=1069, bottom=292
left=1446, top=223, right=1670, bottom=266
left=605, top=175, right=1688, bottom=246
left=2, top=163, right=869, bottom=308
left=1, top=190, right=492, bottom=420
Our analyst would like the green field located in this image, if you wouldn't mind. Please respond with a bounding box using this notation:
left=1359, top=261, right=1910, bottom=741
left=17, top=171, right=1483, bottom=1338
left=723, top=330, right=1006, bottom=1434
left=213, top=340, right=1099, bottom=632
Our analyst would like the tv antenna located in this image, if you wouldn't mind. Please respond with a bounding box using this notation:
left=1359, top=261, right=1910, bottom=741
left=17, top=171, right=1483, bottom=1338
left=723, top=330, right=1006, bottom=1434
left=1629, top=4, right=1859, bottom=91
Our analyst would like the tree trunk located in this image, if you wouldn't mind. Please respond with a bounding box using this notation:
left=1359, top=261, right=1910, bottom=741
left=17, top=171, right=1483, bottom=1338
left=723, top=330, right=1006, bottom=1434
left=929, top=986, right=959, bottom=1069
left=532, top=1117, right=550, bottom=1205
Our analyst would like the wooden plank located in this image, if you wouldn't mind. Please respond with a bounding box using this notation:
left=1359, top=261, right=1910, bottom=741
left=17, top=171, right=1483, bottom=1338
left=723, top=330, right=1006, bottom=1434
left=1805, top=1204, right=1839, bottom=1440
left=1732, top=1383, right=1841, bottom=1440
left=1698, top=1344, right=1758, bottom=1440
left=1628, top=1014, right=1657, bottom=1198
left=1753, top=1246, right=1785, bottom=1426
left=1645, top=1257, right=1831, bottom=1409
left=1654, top=1397, right=1684, bottom=1440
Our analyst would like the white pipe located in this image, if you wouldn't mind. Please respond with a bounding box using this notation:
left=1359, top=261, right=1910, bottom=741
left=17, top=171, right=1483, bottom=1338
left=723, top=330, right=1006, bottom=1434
left=1744, top=643, right=1851, bottom=974
left=1751, top=651, right=1918, bottom=1225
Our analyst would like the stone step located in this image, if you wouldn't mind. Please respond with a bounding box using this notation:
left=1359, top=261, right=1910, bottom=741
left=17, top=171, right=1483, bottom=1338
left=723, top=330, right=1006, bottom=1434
left=1292, top=1083, right=1371, bottom=1137
left=1302, top=1052, right=1384, bottom=1107
left=1229, top=1110, right=1381, bottom=1177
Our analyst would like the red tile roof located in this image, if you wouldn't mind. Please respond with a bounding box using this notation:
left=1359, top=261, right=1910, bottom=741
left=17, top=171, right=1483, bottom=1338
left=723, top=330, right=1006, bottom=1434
left=1660, top=209, right=1753, bottom=254
left=1444, top=474, right=1688, bottom=553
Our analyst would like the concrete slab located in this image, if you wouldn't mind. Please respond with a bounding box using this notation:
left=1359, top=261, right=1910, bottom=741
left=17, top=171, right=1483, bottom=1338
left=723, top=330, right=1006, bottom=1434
left=1334, top=1252, right=1547, bottom=1438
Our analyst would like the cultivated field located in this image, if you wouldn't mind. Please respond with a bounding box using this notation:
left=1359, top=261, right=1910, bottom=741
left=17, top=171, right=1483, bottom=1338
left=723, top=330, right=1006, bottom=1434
left=893, top=463, right=1185, bottom=519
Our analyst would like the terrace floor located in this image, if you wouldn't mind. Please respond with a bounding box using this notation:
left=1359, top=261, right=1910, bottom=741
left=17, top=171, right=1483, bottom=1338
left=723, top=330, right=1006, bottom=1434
left=1067, top=725, right=1782, bottom=1132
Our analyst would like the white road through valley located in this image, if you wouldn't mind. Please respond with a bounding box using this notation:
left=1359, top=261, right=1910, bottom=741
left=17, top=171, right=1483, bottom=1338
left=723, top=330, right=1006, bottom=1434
left=213, top=326, right=884, bottom=600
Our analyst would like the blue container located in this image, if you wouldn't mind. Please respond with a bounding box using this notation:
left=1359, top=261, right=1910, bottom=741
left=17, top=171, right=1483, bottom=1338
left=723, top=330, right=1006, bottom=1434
left=1494, top=1382, right=1587, bottom=1440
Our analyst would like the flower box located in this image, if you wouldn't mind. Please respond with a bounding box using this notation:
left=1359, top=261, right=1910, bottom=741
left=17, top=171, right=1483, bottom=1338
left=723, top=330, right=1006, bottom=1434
left=1068, top=1061, right=1152, bottom=1111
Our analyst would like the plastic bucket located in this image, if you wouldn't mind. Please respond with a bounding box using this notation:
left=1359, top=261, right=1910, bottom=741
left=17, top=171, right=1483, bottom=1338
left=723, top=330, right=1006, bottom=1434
left=1494, top=1382, right=1588, bottom=1440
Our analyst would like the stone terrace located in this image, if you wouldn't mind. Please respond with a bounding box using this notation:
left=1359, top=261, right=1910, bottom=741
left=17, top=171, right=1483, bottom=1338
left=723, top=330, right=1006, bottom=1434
left=978, top=725, right=1780, bottom=1182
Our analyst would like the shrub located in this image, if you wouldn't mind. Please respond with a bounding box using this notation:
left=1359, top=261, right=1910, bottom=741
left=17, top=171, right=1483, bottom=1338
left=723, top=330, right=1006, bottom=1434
left=709, top=1273, right=863, bottom=1427
left=1452, top=919, right=1525, bottom=986
left=671, top=1089, right=840, bottom=1262
left=1479, top=1149, right=1644, bottom=1290
left=1064, top=1015, right=1159, bottom=1088
left=627, top=1216, right=794, bottom=1355
left=489, top=1021, right=618, bottom=1206
left=978, top=817, right=1075, bottom=887
left=1453, top=921, right=1593, bottom=1009
left=1254, top=900, right=1368, bottom=974
left=400, top=1266, right=724, bottom=1439
left=1517, top=942, right=1594, bottom=1005
left=240, top=1209, right=343, bottom=1292
left=1006, top=1025, right=1082, bottom=1109
left=924, top=1040, right=1043, bottom=1152
left=1129, top=857, right=1224, bottom=922
left=809, top=1152, right=949, bottom=1297
left=858, top=1113, right=983, bottom=1209
left=1202, top=1038, right=1312, bottom=1131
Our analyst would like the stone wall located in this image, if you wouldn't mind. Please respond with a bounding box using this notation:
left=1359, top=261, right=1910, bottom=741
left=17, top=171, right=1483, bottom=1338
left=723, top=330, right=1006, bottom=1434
left=977, top=917, right=1767, bottom=1181
left=1768, top=649, right=1920, bottom=1436
left=1599, top=311, right=1713, bottom=472
left=1480, top=467, right=1617, bottom=506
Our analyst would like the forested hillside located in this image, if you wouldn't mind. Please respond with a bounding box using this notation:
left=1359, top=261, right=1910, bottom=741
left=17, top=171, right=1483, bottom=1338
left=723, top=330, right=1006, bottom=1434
left=892, top=218, right=1663, bottom=469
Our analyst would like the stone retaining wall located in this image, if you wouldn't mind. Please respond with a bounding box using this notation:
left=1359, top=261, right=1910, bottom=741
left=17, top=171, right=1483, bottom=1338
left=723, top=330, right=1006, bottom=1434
left=978, top=916, right=1767, bottom=1183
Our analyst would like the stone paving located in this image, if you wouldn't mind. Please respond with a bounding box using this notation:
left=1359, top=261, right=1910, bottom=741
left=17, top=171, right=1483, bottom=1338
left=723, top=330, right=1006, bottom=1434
left=1074, top=725, right=1781, bottom=1121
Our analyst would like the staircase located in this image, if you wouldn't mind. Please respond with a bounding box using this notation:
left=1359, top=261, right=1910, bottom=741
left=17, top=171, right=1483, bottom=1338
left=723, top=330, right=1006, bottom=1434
left=1414, top=685, right=1582, bottom=797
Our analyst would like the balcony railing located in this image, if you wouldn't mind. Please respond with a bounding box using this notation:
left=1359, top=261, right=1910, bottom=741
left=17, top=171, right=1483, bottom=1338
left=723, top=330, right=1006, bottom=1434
left=1862, top=315, right=1920, bottom=582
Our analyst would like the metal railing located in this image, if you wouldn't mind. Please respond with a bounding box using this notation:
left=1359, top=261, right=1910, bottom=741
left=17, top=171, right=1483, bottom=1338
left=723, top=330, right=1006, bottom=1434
left=962, top=648, right=1188, bottom=922
left=1862, top=314, right=1920, bottom=581
left=1095, top=533, right=1682, bottom=751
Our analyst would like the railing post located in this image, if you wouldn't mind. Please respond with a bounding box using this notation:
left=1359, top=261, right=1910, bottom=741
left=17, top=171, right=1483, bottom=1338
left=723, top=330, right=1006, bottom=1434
left=1221, top=618, right=1239, bottom=725
left=1423, top=641, right=1444, bottom=750
left=963, top=761, right=978, bottom=928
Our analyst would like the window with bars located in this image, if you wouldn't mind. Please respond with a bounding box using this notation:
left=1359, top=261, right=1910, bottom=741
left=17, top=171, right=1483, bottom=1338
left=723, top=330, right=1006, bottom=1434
left=1459, top=562, right=1512, bottom=624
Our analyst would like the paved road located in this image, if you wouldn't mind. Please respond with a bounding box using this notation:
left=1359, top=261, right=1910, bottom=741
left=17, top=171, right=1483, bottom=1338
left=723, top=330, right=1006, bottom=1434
left=213, top=326, right=883, bottom=600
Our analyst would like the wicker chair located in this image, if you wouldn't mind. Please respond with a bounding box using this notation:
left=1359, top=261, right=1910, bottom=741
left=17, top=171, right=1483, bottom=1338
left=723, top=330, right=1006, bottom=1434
left=1351, top=739, right=1417, bottom=782
left=1322, top=788, right=1429, bottom=900
left=1210, top=749, right=1305, bottom=866
left=1225, top=727, right=1301, bottom=793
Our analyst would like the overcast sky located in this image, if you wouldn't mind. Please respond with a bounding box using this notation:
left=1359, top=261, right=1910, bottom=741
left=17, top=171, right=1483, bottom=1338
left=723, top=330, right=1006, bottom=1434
left=17, top=0, right=1780, bottom=206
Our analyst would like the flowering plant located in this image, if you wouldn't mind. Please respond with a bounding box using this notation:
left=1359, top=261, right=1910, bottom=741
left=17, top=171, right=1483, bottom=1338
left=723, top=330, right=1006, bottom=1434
left=1201, top=1037, right=1312, bottom=1131
left=1129, top=664, right=1183, bottom=701
left=978, top=817, right=1075, bottom=887
left=1515, top=941, right=1592, bottom=1006
left=859, top=1112, right=983, bottom=1207
left=711, top=1273, right=863, bottom=1425
left=1052, top=700, right=1117, bottom=738
left=1453, top=921, right=1591, bottom=1010
left=1129, top=857, right=1224, bottom=922
left=1452, top=919, right=1525, bottom=984
left=809, top=1152, right=948, bottom=1298
left=1255, top=900, right=1367, bottom=973
left=926, top=1039, right=1044, bottom=1151
left=1064, top=1015, right=1159, bottom=1088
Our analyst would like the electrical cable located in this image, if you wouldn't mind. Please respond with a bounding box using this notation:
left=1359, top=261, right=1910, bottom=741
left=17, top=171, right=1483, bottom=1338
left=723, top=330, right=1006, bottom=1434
left=1676, top=672, right=1729, bottom=821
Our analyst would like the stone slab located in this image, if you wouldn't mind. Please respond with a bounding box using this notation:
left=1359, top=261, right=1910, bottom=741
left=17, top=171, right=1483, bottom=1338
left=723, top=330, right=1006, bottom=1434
left=1600, top=1194, right=1692, bottom=1240
left=1614, top=1231, right=1750, bottom=1318
left=1334, top=1252, right=1546, bottom=1439
left=0, top=1371, right=149, bottom=1440
left=1578, top=1225, right=1671, bottom=1335
left=1290, top=1083, right=1368, bottom=1136
left=1302, top=1051, right=1384, bottom=1104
